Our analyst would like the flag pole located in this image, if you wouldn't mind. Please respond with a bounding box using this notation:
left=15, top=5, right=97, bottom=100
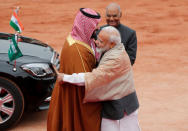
left=13, top=6, right=20, bottom=72
left=9, top=5, right=23, bottom=68
left=13, top=32, right=18, bottom=71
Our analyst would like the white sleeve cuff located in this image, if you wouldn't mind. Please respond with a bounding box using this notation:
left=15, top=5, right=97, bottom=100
left=63, top=73, right=85, bottom=86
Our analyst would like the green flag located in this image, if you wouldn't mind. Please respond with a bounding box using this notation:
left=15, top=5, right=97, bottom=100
left=8, top=35, right=23, bottom=62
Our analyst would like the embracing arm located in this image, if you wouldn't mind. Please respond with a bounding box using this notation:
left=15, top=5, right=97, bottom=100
left=54, top=66, right=85, bottom=86
left=63, top=73, right=85, bottom=86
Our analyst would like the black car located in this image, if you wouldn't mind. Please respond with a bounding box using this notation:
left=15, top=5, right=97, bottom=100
left=0, top=32, right=59, bottom=130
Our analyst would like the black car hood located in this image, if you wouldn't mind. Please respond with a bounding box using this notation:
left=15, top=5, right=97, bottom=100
left=0, top=33, right=54, bottom=62
left=0, top=54, right=49, bottom=65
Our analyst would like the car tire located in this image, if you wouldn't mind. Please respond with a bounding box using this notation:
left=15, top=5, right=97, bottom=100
left=0, top=76, right=25, bottom=130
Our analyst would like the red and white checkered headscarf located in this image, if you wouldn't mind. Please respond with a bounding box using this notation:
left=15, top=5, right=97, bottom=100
left=71, top=8, right=101, bottom=47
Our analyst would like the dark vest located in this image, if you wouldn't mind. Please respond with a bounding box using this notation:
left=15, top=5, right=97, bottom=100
left=101, top=91, right=139, bottom=120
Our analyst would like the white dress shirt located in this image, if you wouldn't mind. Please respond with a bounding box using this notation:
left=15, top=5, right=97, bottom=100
left=63, top=73, right=85, bottom=86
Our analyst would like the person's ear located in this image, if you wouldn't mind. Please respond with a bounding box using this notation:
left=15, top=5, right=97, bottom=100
left=120, top=11, right=122, bottom=18
left=110, top=42, right=115, bottom=48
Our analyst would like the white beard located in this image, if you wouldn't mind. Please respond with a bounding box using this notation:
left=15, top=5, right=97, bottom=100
left=96, top=46, right=109, bottom=62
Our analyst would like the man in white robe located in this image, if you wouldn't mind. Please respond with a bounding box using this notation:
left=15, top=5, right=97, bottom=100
left=55, top=26, right=141, bottom=131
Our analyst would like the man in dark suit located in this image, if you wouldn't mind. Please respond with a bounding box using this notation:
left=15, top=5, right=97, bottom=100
left=100, top=3, right=137, bottom=65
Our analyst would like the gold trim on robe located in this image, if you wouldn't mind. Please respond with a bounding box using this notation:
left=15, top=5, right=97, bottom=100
left=67, top=34, right=95, bottom=56
left=47, top=36, right=101, bottom=131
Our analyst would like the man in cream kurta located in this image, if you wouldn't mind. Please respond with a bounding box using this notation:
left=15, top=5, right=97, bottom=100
left=55, top=26, right=140, bottom=131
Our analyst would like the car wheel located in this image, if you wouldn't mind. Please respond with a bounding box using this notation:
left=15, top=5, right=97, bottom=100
left=0, top=76, right=24, bottom=130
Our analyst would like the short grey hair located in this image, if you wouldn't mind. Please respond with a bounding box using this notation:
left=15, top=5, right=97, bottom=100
left=101, top=26, right=121, bottom=45
left=106, top=3, right=121, bottom=16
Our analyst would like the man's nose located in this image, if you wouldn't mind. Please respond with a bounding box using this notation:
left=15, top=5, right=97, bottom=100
left=109, top=16, right=114, bottom=21
left=96, top=26, right=100, bottom=31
